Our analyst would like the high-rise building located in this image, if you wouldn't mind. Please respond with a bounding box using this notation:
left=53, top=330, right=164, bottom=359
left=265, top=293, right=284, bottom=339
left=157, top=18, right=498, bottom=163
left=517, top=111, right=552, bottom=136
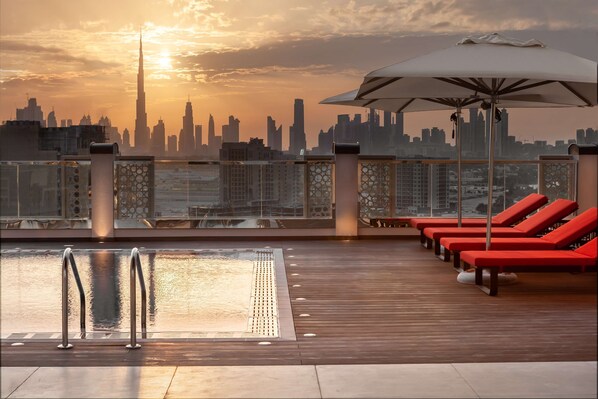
left=195, top=125, right=202, bottom=149
left=222, top=115, right=240, bottom=143
left=289, top=99, right=306, bottom=155
left=151, top=118, right=166, bottom=156
left=167, top=135, right=178, bottom=155
left=179, top=100, right=195, bottom=156
left=79, top=115, right=92, bottom=125
left=208, top=114, right=216, bottom=153
left=47, top=110, right=57, bottom=128
left=134, top=32, right=150, bottom=153
left=0, top=121, right=106, bottom=160
left=16, top=98, right=44, bottom=126
left=267, top=116, right=282, bottom=151
left=122, top=128, right=131, bottom=150
left=576, top=129, right=586, bottom=144
left=497, top=108, right=509, bottom=157
left=585, top=128, right=597, bottom=144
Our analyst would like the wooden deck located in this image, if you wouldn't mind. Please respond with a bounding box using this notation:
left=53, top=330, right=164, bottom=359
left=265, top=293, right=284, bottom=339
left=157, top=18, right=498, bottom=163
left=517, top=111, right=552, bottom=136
left=1, top=239, right=596, bottom=366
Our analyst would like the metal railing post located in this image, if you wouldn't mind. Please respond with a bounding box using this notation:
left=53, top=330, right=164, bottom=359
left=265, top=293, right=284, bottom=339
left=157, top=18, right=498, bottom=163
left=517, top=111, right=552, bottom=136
left=127, top=247, right=147, bottom=349
left=58, top=248, right=86, bottom=349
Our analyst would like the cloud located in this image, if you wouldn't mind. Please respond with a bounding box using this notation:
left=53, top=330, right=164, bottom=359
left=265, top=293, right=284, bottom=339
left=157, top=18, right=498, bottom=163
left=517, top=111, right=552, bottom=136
left=0, top=40, right=120, bottom=70
left=309, top=0, right=598, bottom=34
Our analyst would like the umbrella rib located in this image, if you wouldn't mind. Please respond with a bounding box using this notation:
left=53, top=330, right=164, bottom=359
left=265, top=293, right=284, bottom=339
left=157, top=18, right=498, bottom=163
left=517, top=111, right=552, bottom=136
left=363, top=99, right=378, bottom=107
left=435, top=77, right=491, bottom=94
left=500, top=78, right=529, bottom=93
left=395, top=98, right=416, bottom=113
left=498, top=80, right=553, bottom=95
left=559, top=82, right=593, bottom=106
left=471, top=78, right=492, bottom=92
left=357, top=77, right=401, bottom=99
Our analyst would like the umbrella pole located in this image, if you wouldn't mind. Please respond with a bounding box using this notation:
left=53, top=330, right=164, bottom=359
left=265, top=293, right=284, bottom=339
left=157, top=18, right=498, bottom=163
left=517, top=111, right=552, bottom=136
left=456, top=106, right=462, bottom=228
left=485, top=99, right=496, bottom=250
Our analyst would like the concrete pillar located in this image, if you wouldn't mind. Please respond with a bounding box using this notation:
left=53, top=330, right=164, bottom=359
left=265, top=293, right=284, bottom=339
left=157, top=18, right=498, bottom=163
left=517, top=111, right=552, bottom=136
left=91, top=143, right=118, bottom=240
left=569, top=144, right=598, bottom=214
left=334, top=143, right=360, bottom=237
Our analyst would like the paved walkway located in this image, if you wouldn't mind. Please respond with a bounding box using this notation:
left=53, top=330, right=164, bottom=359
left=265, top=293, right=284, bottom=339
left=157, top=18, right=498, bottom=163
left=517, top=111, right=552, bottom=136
left=2, top=361, right=596, bottom=398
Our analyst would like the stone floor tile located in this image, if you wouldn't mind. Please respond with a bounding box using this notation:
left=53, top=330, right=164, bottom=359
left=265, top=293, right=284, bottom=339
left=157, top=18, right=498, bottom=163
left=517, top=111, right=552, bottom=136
left=316, top=364, right=478, bottom=398
left=165, top=365, right=321, bottom=398
left=1, top=367, right=38, bottom=399
left=8, top=366, right=175, bottom=399
left=453, top=361, right=598, bottom=398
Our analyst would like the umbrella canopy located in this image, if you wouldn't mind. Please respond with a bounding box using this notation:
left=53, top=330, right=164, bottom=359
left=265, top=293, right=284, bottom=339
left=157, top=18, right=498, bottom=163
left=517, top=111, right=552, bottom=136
left=324, top=33, right=597, bottom=250
left=357, top=33, right=597, bottom=108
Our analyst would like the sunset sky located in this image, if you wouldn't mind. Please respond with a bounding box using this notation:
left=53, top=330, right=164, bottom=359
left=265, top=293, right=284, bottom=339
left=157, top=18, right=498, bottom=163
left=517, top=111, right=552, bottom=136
left=1, top=0, right=597, bottom=149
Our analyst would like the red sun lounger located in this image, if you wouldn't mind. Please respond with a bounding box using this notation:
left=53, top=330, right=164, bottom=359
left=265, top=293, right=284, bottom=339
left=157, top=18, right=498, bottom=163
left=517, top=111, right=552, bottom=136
left=423, top=199, right=578, bottom=255
left=460, top=238, right=597, bottom=296
left=410, top=193, right=548, bottom=245
left=440, top=207, right=598, bottom=270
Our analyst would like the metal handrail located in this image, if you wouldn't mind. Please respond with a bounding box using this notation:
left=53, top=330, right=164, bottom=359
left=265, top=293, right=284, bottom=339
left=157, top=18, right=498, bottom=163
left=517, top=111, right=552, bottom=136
left=126, top=247, right=147, bottom=349
left=58, top=248, right=86, bottom=349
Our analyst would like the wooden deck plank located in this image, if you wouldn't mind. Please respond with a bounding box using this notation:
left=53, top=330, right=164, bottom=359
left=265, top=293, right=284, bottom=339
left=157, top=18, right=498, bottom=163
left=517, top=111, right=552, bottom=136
left=1, top=239, right=596, bottom=366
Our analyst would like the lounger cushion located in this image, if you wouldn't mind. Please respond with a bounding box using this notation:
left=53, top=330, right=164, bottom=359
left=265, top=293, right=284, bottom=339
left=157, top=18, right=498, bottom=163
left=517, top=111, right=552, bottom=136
left=541, top=207, right=597, bottom=247
left=490, top=193, right=548, bottom=225
left=410, top=193, right=547, bottom=229
left=509, top=199, right=577, bottom=235
left=461, top=238, right=597, bottom=270
left=440, top=207, right=597, bottom=251
left=460, top=250, right=596, bottom=268
left=424, top=226, right=529, bottom=240
left=574, top=238, right=598, bottom=257
left=440, top=237, right=558, bottom=252
left=410, top=218, right=489, bottom=229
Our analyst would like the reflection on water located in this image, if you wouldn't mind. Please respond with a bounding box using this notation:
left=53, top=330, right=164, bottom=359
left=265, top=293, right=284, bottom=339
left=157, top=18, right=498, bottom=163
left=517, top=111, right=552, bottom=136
left=1, top=250, right=258, bottom=335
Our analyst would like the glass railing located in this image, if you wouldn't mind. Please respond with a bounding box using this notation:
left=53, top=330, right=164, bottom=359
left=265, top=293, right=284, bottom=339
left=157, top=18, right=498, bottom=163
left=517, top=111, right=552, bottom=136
left=358, top=158, right=577, bottom=224
left=1, top=157, right=576, bottom=230
left=113, top=159, right=334, bottom=228
left=0, top=160, right=91, bottom=229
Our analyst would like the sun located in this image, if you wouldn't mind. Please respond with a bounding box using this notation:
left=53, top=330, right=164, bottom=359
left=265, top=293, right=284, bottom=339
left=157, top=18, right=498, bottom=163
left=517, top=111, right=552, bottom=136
left=158, top=51, right=172, bottom=70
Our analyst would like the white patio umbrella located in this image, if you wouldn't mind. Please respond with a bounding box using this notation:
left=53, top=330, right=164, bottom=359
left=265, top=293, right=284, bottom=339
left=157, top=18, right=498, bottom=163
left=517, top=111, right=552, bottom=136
left=328, top=33, right=598, bottom=250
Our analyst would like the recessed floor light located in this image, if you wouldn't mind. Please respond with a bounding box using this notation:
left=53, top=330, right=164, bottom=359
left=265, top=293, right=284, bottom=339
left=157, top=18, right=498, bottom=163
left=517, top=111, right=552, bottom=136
left=258, top=341, right=271, bottom=345
left=291, top=273, right=299, bottom=276
left=295, top=297, right=306, bottom=301
left=292, top=284, right=301, bottom=287
left=299, top=314, right=311, bottom=317
left=290, top=263, right=298, bottom=266
left=303, top=333, right=317, bottom=337
left=11, top=342, right=24, bottom=346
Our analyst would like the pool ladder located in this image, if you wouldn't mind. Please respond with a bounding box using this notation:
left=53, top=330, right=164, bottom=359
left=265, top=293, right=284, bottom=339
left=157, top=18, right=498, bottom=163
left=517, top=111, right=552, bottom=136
left=127, top=247, right=147, bottom=349
left=58, top=247, right=147, bottom=350
left=58, top=248, right=86, bottom=349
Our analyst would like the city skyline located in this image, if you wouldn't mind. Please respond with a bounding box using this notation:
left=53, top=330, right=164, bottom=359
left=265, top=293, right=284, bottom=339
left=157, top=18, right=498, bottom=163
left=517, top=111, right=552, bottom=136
left=1, top=1, right=597, bottom=148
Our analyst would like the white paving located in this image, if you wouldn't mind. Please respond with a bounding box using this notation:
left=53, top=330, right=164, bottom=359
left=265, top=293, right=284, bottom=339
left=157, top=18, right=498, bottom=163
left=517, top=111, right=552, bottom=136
left=1, top=362, right=596, bottom=399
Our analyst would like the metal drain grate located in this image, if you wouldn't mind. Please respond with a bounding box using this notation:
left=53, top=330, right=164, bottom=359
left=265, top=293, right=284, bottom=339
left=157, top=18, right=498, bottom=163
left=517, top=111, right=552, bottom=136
left=248, top=250, right=278, bottom=336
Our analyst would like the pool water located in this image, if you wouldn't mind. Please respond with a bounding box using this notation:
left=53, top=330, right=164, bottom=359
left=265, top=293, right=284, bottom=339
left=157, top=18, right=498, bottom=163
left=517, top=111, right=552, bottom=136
left=0, top=248, right=292, bottom=340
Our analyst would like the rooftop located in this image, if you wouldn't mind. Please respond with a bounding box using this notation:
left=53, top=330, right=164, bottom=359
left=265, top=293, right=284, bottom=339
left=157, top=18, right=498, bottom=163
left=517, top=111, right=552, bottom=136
left=1, top=238, right=596, bottom=397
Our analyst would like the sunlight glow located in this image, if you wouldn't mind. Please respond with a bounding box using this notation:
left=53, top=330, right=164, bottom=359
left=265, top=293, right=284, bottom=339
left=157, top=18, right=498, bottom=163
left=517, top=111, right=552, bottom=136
left=158, top=51, right=172, bottom=70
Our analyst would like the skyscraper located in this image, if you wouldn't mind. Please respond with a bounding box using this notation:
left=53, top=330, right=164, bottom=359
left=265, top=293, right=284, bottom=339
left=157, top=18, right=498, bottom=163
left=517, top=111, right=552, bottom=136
left=151, top=118, right=166, bottom=156
left=497, top=108, right=509, bottom=157
left=134, top=32, right=149, bottom=153
left=222, top=115, right=240, bottom=143
left=289, top=99, right=306, bottom=155
left=47, top=109, right=57, bottom=128
left=180, top=100, right=195, bottom=156
left=267, top=116, right=282, bottom=151
left=16, top=98, right=44, bottom=126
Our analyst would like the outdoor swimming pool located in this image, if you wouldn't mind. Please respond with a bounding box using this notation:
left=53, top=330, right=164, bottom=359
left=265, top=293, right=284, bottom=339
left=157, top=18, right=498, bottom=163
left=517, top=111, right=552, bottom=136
left=0, top=248, right=294, bottom=340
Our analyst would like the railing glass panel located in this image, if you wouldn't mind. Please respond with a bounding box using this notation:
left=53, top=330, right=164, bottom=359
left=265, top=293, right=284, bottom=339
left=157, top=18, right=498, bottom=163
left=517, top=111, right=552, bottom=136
left=359, top=158, right=577, bottom=223
left=0, top=161, right=91, bottom=229
left=113, top=159, right=334, bottom=228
